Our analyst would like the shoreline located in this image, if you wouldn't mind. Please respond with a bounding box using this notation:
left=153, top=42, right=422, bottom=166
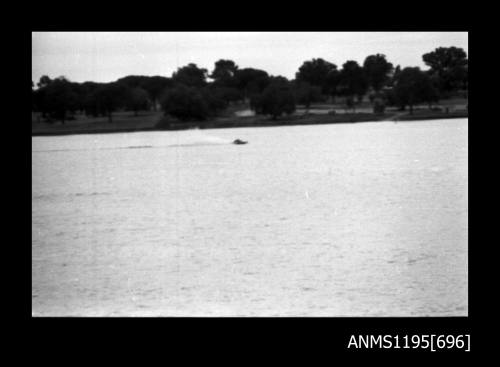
left=31, top=111, right=468, bottom=137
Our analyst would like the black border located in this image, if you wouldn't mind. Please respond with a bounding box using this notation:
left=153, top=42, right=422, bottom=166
left=26, top=11, right=472, bottom=354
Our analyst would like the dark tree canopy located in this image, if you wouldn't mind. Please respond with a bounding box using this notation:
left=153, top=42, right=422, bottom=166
left=33, top=45, right=467, bottom=128
left=116, top=75, right=172, bottom=110
left=42, top=77, right=79, bottom=123
left=293, top=81, right=323, bottom=109
left=125, top=87, right=150, bottom=115
left=363, top=54, right=394, bottom=92
left=116, top=75, right=149, bottom=89
left=210, top=59, right=238, bottom=87
left=141, top=76, right=172, bottom=110
left=160, top=85, right=209, bottom=121
left=172, top=63, right=208, bottom=88
left=37, top=75, right=53, bottom=89
left=209, top=86, right=243, bottom=104
left=92, top=82, right=128, bottom=122
left=32, top=87, right=45, bottom=114
left=200, top=86, right=230, bottom=116
left=250, top=79, right=296, bottom=120
left=422, top=47, right=468, bottom=94
left=392, top=67, right=439, bottom=113
left=79, top=82, right=102, bottom=117
left=295, top=58, right=338, bottom=95
left=338, top=61, right=369, bottom=100
left=234, top=68, right=270, bottom=98
left=422, top=47, right=468, bottom=73
left=386, top=65, right=402, bottom=87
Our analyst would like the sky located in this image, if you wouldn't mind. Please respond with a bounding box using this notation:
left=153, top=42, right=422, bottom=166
left=32, top=32, right=468, bottom=84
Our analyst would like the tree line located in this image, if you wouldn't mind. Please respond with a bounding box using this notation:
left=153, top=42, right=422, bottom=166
left=32, top=46, right=468, bottom=124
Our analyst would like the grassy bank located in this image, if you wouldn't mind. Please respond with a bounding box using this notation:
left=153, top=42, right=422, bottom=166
left=32, top=105, right=468, bottom=137
left=395, top=110, right=468, bottom=121
left=203, top=110, right=468, bottom=129
left=31, top=111, right=161, bottom=136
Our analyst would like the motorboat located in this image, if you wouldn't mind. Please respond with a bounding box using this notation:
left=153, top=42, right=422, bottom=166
left=233, top=139, right=248, bottom=145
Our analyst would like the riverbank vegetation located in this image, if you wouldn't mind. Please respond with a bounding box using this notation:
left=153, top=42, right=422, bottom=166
left=32, top=46, right=468, bottom=134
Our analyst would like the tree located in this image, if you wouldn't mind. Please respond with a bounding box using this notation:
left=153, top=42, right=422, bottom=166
left=92, top=82, right=128, bottom=122
left=250, top=79, right=296, bottom=120
left=233, top=68, right=270, bottom=99
left=422, top=47, right=468, bottom=95
left=160, top=85, right=209, bottom=121
left=125, top=87, right=150, bottom=116
left=116, top=75, right=148, bottom=89
left=207, top=85, right=243, bottom=105
left=363, top=54, right=393, bottom=92
left=172, top=63, right=208, bottom=88
left=210, top=59, right=238, bottom=87
left=79, top=82, right=102, bottom=117
left=43, top=77, right=79, bottom=124
left=324, top=68, right=341, bottom=100
left=293, top=81, right=323, bottom=110
left=392, top=67, right=439, bottom=114
left=33, top=76, right=53, bottom=118
left=337, top=61, right=369, bottom=109
left=116, top=75, right=172, bottom=111
left=295, top=58, right=338, bottom=95
left=388, top=65, right=402, bottom=87
left=37, top=75, right=52, bottom=89
left=64, top=81, right=86, bottom=114
left=372, top=92, right=386, bottom=114
left=200, top=86, right=230, bottom=117
left=141, top=76, right=172, bottom=110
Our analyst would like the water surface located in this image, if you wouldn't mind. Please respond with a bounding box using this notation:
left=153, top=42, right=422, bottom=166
left=32, top=119, right=468, bottom=316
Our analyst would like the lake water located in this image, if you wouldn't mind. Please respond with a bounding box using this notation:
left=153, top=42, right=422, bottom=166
left=32, top=119, right=468, bottom=316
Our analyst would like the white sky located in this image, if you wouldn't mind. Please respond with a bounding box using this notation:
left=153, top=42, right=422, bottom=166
left=32, top=32, right=468, bottom=84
